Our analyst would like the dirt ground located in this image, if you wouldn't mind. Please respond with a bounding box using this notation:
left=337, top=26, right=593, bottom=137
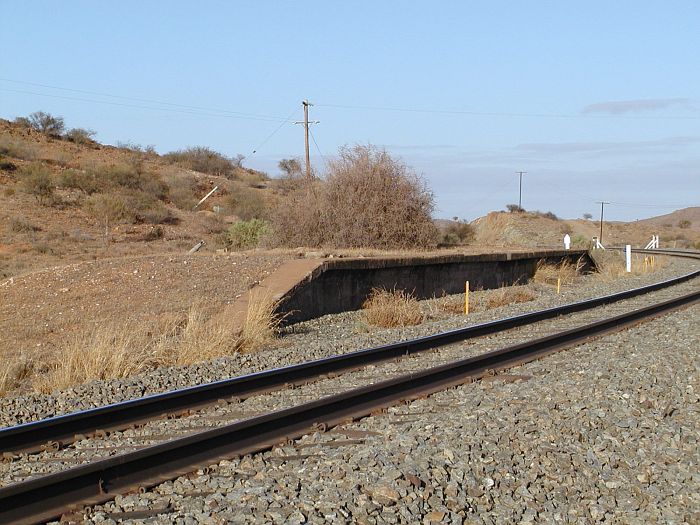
left=0, top=253, right=291, bottom=357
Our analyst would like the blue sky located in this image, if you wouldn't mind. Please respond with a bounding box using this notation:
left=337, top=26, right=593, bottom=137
left=1, top=1, right=698, bottom=221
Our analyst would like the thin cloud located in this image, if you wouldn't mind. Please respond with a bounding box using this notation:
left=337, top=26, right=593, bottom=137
left=582, top=98, right=695, bottom=114
left=516, top=136, right=699, bottom=155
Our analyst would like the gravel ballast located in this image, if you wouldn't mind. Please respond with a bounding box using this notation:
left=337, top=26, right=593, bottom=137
left=76, top=302, right=700, bottom=524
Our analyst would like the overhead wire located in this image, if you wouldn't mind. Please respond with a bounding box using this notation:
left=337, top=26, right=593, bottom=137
left=250, top=106, right=300, bottom=156
left=0, top=78, right=289, bottom=121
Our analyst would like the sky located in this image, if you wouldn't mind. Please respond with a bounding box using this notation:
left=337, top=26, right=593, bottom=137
left=1, top=1, right=699, bottom=221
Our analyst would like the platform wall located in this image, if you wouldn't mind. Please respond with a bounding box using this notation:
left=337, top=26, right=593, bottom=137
left=278, top=250, right=593, bottom=324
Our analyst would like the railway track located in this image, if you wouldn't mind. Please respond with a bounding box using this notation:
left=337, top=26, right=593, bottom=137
left=0, top=249, right=697, bottom=524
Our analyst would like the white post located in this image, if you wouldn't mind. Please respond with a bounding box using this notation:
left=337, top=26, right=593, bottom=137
left=193, top=185, right=219, bottom=210
left=625, top=244, right=632, bottom=273
left=563, top=233, right=571, bottom=250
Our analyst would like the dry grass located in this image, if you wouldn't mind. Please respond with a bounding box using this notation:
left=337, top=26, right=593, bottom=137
left=533, top=258, right=581, bottom=286
left=2, top=294, right=281, bottom=396
left=591, top=250, right=668, bottom=281
left=485, top=286, right=536, bottom=309
left=362, top=287, right=424, bottom=328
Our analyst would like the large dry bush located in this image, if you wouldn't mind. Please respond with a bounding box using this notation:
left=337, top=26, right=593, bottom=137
left=271, top=144, right=438, bottom=249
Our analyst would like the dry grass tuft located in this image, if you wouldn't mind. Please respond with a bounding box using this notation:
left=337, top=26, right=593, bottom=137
left=485, top=286, right=536, bottom=309
left=0, top=353, right=35, bottom=395
left=362, top=288, right=424, bottom=328
left=533, top=259, right=581, bottom=286
left=2, top=294, right=282, bottom=396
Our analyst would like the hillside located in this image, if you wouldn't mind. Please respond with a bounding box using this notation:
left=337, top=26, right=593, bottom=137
left=471, top=209, right=700, bottom=249
left=635, top=207, right=700, bottom=229
left=0, top=118, right=279, bottom=279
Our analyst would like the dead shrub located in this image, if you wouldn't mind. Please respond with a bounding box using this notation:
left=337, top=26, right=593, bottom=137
left=0, top=353, right=35, bottom=395
left=10, top=216, right=41, bottom=233
left=226, top=185, right=267, bottom=220
left=27, top=111, right=65, bottom=137
left=271, top=144, right=438, bottom=249
left=362, top=288, right=424, bottom=328
left=20, top=163, right=56, bottom=205
left=164, top=146, right=236, bottom=177
left=485, top=286, right=536, bottom=309
left=440, top=221, right=475, bottom=246
left=168, top=175, right=198, bottom=209
left=533, top=259, right=580, bottom=285
left=0, top=136, right=38, bottom=160
left=65, top=127, right=97, bottom=145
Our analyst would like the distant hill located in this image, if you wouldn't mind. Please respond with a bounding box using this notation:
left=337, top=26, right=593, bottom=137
left=470, top=208, right=699, bottom=249
left=635, top=207, right=700, bottom=228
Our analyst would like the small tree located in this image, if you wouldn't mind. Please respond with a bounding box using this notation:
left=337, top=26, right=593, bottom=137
left=278, top=158, right=302, bottom=178
left=506, top=204, right=525, bottom=213
left=27, top=111, right=65, bottom=137
left=582, top=213, right=593, bottom=220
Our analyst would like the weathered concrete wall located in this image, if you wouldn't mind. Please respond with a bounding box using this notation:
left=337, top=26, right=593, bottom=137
left=278, top=250, right=592, bottom=324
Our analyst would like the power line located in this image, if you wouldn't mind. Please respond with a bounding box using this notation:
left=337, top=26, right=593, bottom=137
left=315, top=102, right=700, bottom=121
left=0, top=78, right=288, bottom=121
left=250, top=106, right=300, bottom=156
left=309, top=126, right=329, bottom=168
left=0, top=87, right=288, bottom=123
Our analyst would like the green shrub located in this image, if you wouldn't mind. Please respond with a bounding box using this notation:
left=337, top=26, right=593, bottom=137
left=678, top=219, right=691, bottom=229
left=20, top=163, right=55, bottom=204
left=224, top=219, right=268, bottom=250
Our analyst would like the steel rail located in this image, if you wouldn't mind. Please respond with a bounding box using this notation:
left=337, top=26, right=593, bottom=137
left=0, top=289, right=697, bottom=525
left=1, top=263, right=699, bottom=455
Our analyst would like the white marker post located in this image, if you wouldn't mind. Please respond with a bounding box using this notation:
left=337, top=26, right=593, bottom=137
left=563, top=233, right=571, bottom=250
left=625, top=244, right=632, bottom=273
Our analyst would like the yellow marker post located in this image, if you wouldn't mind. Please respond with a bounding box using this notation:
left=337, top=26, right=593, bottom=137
left=557, top=278, right=561, bottom=294
left=464, top=281, right=469, bottom=315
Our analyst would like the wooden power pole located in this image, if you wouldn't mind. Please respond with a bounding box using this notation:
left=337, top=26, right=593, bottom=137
left=294, top=100, right=319, bottom=180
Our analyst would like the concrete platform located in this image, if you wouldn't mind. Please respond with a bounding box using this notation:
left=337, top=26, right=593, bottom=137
left=277, top=249, right=592, bottom=324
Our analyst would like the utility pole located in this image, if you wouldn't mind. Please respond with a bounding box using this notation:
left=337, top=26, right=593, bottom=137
left=597, top=201, right=610, bottom=244
left=294, top=100, right=319, bottom=180
left=516, top=171, right=526, bottom=210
